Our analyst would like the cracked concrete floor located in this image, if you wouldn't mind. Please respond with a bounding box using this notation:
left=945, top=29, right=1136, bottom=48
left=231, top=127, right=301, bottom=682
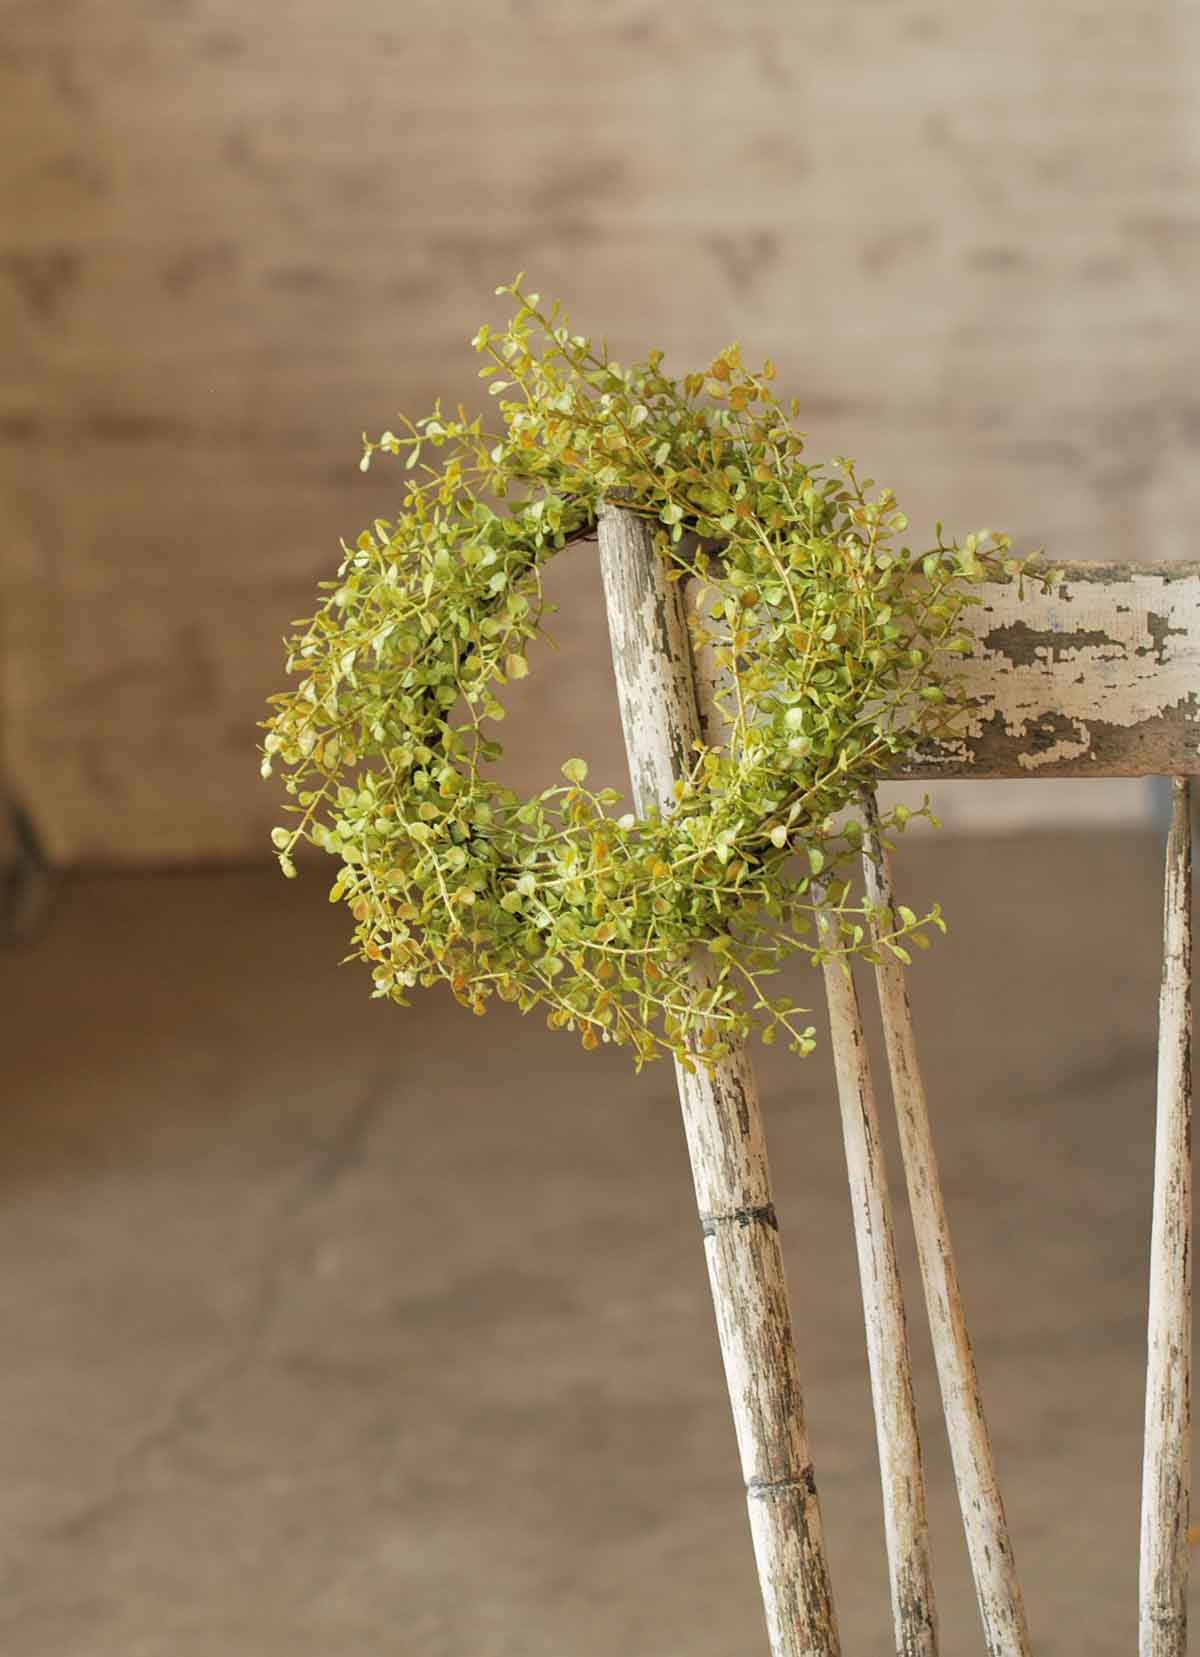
left=1, top=828, right=1194, bottom=1655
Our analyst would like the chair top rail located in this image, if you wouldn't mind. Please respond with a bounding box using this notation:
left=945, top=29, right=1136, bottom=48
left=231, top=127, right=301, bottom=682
left=609, top=514, right=1200, bottom=780
left=885, top=560, right=1200, bottom=780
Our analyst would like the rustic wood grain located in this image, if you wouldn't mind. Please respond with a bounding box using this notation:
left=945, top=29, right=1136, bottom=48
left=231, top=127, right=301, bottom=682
left=598, top=502, right=840, bottom=1657
left=860, top=790, right=1032, bottom=1657
left=1139, top=775, right=1193, bottom=1657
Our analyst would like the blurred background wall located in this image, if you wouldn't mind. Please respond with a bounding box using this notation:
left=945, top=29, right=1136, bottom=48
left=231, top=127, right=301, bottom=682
left=2, top=0, right=1198, bottom=864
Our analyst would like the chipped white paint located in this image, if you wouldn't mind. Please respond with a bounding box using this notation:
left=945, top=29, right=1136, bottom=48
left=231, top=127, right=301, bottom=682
left=598, top=504, right=841, bottom=1657
left=819, top=926, right=939, bottom=1657
left=1140, top=776, right=1193, bottom=1657
left=685, top=559, right=1200, bottom=780
left=897, top=563, right=1200, bottom=779
left=861, top=791, right=1032, bottom=1657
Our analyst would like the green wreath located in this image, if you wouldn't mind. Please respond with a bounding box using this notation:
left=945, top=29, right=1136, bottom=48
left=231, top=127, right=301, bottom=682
left=261, top=279, right=1047, bottom=1070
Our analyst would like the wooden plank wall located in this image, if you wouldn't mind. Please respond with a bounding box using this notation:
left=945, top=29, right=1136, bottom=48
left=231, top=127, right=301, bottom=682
left=1, top=0, right=1198, bottom=861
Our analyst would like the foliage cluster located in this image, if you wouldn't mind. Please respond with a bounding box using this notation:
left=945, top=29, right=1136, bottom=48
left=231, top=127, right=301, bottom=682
left=262, top=281, right=1047, bottom=1069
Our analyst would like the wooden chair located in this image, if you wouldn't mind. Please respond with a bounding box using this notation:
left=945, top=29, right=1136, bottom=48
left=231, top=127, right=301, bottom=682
left=597, top=504, right=1196, bottom=1657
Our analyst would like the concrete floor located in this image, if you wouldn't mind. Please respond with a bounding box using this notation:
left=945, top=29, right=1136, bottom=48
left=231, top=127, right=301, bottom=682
left=0, top=829, right=1192, bottom=1655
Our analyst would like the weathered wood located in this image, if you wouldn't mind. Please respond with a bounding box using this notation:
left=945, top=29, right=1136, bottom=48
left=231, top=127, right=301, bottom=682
left=819, top=928, right=939, bottom=1657
left=1140, top=775, right=1193, bottom=1657
left=860, top=790, right=1032, bottom=1657
left=893, top=562, right=1200, bottom=780
left=598, top=503, right=840, bottom=1657
left=684, top=559, right=1200, bottom=784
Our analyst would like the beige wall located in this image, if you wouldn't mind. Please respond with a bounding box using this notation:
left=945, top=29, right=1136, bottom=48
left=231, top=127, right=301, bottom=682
left=3, top=0, right=1198, bottom=862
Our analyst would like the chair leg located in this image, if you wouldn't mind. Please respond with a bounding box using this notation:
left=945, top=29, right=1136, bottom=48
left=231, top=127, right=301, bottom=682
left=860, top=790, right=1032, bottom=1657
left=599, top=503, right=841, bottom=1657
left=820, top=915, right=939, bottom=1656
left=1140, top=775, right=1193, bottom=1657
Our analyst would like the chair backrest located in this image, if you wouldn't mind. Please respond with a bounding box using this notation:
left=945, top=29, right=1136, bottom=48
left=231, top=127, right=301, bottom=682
left=597, top=505, right=1195, bottom=1657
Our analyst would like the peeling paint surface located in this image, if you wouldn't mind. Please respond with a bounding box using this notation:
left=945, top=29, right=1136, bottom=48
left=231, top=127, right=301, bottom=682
left=898, top=563, right=1200, bottom=778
